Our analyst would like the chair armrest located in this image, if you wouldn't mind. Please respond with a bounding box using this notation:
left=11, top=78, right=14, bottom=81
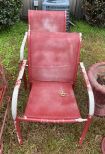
left=11, top=60, right=27, bottom=120
left=79, top=33, right=82, bottom=43
left=20, top=32, right=28, bottom=61
left=80, top=62, right=95, bottom=116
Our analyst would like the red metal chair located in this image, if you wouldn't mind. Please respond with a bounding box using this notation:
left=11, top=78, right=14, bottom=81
left=0, top=63, right=10, bottom=154
left=11, top=32, right=95, bottom=145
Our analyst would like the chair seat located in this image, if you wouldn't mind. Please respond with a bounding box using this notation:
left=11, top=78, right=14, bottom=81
left=24, top=82, right=81, bottom=120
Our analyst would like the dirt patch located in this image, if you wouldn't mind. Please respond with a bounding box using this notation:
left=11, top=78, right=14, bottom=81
left=97, top=74, right=105, bottom=85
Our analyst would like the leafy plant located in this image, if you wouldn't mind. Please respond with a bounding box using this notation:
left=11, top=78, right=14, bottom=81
left=83, top=0, right=105, bottom=27
left=0, top=0, right=22, bottom=29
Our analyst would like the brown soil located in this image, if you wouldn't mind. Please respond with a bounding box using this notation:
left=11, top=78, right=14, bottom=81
left=97, top=74, right=105, bottom=85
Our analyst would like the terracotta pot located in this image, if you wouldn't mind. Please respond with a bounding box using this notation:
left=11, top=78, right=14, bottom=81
left=88, top=62, right=105, bottom=116
left=101, top=137, right=105, bottom=154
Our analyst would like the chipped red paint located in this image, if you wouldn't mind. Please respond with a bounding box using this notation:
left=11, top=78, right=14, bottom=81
left=79, top=115, right=92, bottom=145
left=80, top=62, right=95, bottom=116
left=18, top=116, right=87, bottom=123
left=14, top=120, right=23, bottom=144
left=11, top=60, right=27, bottom=121
left=80, top=63, right=92, bottom=90
left=12, top=28, right=94, bottom=145
left=79, top=62, right=94, bottom=144
left=15, top=80, right=21, bottom=86
left=15, top=60, right=27, bottom=87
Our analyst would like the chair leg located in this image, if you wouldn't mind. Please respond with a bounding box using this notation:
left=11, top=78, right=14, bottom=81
left=79, top=116, right=92, bottom=145
left=14, top=119, right=23, bottom=145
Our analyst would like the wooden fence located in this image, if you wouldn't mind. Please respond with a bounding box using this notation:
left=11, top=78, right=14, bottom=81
left=69, top=0, right=84, bottom=19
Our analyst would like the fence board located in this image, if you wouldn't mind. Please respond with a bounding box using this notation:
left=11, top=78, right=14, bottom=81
left=69, top=0, right=83, bottom=19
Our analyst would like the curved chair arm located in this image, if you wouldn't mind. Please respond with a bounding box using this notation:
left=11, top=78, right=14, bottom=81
left=79, top=33, right=82, bottom=43
left=80, top=62, right=95, bottom=116
left=11, top=60, right=27, bottom=120
left=20, top=32, right=28, bottom=61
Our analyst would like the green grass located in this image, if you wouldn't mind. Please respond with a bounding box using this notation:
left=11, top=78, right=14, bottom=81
left=0, top=21, right=105, bottom=154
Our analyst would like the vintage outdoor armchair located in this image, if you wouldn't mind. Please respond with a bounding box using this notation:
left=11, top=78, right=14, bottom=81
left=11, top=31, right=95, bottom=145
left=0, top=63, right=10, bottom=154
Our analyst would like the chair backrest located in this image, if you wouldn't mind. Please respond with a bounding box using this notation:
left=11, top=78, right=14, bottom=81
left=28, top=10, right=66, bottom=32
left=28, top=32, right=81, bottom=84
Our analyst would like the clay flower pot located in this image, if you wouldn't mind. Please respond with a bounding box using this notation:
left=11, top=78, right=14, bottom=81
left=88, top=62, right=105, bottom=116
left=101, top=137, right=105, bottom=154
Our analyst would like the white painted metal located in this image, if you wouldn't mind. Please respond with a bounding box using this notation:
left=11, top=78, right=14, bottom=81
left=17, top=60, right=27, bottom=80
left=80, top=62, right=95, bottom=116
left=75, top=118, right=87, bottom=122
left=79, top=32, right=82, bottom=42
left=20, top=32, right=28, bottom=61
left=11, top=60, right=27, bottom=120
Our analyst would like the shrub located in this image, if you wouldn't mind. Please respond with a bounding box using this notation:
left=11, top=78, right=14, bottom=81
left=83, top=0, right=105, bottom=27
left=0, top=0, right=22, bottom=29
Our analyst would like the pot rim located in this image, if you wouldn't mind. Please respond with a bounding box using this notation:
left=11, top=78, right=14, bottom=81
left=88, top=62, right=105, bottom=94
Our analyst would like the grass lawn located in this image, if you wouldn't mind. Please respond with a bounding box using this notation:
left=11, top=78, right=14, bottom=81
left=0, top=21, right=105, bottom=154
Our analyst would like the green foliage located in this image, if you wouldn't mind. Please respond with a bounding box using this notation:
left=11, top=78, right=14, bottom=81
left=0, top=0, right=22, bottom=29
left=83, top=0, right=105, bottom=27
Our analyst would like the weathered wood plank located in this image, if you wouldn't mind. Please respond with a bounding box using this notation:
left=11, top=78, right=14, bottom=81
left=69, top=0, right=83, bottom=19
